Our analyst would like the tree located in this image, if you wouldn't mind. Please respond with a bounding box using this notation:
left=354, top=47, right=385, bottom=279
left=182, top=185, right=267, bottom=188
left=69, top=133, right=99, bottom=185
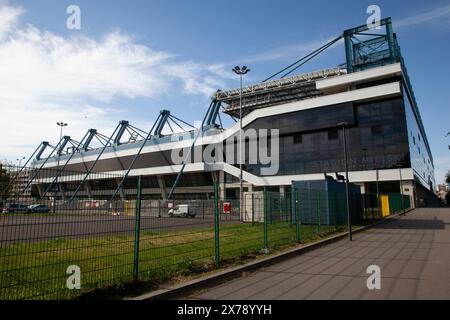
left=446, top=170, right=450, bottom=185
left=0, top=164, right=12, bottom=200
left=446, top=192, right=450, bottom=207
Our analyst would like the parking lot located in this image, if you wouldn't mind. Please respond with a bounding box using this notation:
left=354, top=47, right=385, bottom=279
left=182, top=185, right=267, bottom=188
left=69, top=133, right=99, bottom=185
left=0, top=213, right=239, bottom=244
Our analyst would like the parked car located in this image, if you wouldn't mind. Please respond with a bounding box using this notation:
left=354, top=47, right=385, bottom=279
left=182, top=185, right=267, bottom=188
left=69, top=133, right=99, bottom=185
left=2, top=203, right=29, bottom=214
left=27, top=204, right=51, bottom=214
left=168, top=204, right=197, bottom=218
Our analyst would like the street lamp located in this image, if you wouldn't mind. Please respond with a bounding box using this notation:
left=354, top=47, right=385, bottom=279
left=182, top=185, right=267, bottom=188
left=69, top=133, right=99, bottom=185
left=56, top=122, right=68, bottom=170
left=55, top=122, right=68, bottom=212
left=16, top=157, right=26, bottom=169
left=338, top=122, right=352, bottom=241
left=232, top=66, right=250, bottom=221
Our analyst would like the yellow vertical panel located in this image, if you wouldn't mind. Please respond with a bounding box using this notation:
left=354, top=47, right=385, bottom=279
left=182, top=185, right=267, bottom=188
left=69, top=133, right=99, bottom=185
left=381, top=195, right=390, bottom=217
left=124, top=200, right=134, bottom=216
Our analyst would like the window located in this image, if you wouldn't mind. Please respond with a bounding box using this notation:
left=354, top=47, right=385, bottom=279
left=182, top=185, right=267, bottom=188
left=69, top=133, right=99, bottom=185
left=328, top=129, right=339, bottom=140
left=418, top=134, right=421, bottom=141
left=413, top=136, right=416, bottom=145
left=293, top=134, right=303, bottom=144
left=371, top=125, right=383, bottom=135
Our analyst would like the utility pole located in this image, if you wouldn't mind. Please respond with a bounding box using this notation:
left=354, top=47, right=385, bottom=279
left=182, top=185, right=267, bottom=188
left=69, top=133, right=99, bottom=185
left=338, top=122, right=352, bottom=241
left=55, top=122, right=68, bottom=213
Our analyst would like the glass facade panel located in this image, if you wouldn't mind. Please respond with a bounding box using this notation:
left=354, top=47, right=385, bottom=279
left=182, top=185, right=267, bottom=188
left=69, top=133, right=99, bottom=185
left=248, top=102, right=355, bottom=135
left=245, top=98, right=411, bottom=176
left=402, top=85, right=435, bottom=190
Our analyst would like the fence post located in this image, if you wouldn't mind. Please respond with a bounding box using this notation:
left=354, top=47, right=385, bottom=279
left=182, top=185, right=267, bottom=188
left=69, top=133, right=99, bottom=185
left=263, top=187, right=269, bottom=253
left=251, top=193, right=255, bottom=226
left=317, top=191, right=321, bottom=235
left=362, top=195, right=366, bottom=220
left=401, top=193, right=406, bottom=215
left=133, top=175, right=142, bottom=284
left=295, top=190, right=301, bottom=243
left=202, top=200, right=205, bottom=220
left=213, top=182, right=220, bottom=267
left=371, top=195, right=375, bottom=222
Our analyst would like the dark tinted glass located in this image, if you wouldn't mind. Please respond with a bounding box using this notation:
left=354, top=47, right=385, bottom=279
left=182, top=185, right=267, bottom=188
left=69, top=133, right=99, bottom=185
left=245, top=98, right=411, bottom=176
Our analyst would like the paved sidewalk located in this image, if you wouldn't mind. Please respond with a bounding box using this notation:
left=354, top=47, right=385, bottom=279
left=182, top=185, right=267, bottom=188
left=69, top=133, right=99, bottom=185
left=189, top=208, right=450, bottom=300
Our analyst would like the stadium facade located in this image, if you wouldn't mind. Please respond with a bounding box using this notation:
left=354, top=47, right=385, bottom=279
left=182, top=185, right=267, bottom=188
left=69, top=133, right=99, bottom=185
left=28, top=18, right=436, bottom=207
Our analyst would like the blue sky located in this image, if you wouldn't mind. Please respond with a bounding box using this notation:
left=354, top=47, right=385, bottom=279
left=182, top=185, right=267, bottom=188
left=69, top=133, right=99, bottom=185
left=1, top=0, right=449, bottom=183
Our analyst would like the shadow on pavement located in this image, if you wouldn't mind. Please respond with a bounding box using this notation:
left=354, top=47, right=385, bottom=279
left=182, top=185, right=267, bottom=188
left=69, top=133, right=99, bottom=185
left=372, top=218, right=445, bottom=230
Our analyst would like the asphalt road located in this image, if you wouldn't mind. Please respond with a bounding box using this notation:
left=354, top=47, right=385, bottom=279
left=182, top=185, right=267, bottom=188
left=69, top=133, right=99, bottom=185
left=189, top=208, right=450, bottom=300
left=0, top=213, right=238, bottom=244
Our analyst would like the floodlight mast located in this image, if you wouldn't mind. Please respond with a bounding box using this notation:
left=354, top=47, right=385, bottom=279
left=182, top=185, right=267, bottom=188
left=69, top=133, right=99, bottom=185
left=232, top=66, right=251, bottom=222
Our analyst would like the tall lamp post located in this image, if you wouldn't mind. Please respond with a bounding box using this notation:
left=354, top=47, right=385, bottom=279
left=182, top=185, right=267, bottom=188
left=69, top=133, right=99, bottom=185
left=232, top=66, right=250, bottom=221
left=338, top=122, right=352, bottom=241
left=55, top=122, right=68, bottom=213
left=14, top=157, right=26, bottom=199
left=16, top=157, right=26, bottom=167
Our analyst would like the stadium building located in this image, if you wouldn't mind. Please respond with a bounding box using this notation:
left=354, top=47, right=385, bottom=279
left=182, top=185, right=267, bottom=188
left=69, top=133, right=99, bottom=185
left=26, top=18, right=435, bottom=207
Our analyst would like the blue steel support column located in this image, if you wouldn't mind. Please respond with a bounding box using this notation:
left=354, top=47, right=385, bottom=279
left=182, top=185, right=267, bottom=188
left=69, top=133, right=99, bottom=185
left=41, top=131, right=90, bottom=199
left=344, top=31, right=354, bottom=73
left=166, top=99, right=221, bottom=199
left=385, top=18, right=396, bottom=62
left=110, top=115, right=161, bottom=201
left=166, top=102, right=214, bottom=200
left=70, top=123, right=121, bottom=201
left=58, top=136, right=71, bottom=156
left=83, top=129, right=97, bottom=152
left=153, top=110, right=170, bottom=137
left=36, top=142, right=50, bottom=161
left=19, top=139, right=64, bottom=197
left=114, top=121, right=130, bottom=145
left=205, top=101, right=216, bottom=126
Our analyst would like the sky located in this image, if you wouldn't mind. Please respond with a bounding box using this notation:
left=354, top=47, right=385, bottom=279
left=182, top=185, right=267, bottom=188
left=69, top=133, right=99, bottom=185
left=0, top=0, right=449, bottom=184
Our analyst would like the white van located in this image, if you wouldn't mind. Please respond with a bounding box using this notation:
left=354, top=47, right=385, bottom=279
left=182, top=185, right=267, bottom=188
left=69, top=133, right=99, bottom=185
left=168, top=204, right=197, bottom=218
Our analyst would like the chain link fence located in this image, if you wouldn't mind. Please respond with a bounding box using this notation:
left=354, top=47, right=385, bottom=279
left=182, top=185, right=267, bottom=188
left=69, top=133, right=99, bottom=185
left=0, top=163, right=411, bottom=299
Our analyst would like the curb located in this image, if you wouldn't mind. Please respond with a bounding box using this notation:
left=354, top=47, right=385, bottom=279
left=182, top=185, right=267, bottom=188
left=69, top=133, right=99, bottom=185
left=131, top=210, right=411, bottom=300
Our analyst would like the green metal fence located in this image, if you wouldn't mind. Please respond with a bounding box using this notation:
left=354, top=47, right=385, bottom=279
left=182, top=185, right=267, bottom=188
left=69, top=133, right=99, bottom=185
left=0, top=164, right=412, bottom=300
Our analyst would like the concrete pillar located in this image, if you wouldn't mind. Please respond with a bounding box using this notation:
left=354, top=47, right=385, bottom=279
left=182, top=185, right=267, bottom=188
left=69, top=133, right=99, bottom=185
left=219, top=171, right=225, bottom=200
left=83, top=181, right=93, bottom=200
left=402, top=180, right=415, bottom=208
left=58, top=183, right=66, bottom=201
left=36, top=184, right=44, bottom=198
left=114, top=179, right=124, bottom=201
left=211, top=171, right=225, bottom=200
left=357, top=183, right=366, bottom=194
left=279, top=186, right=286, bottom=196
left=157, top=176, right=167, bottom=200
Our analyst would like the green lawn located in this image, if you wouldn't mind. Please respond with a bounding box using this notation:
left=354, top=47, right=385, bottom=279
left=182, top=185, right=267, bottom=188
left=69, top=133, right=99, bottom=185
left=0, top=221, right=345, bottom=300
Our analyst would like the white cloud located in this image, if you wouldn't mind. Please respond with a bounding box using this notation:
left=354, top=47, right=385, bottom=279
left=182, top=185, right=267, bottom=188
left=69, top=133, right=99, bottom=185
left=0, top=26, right=172, bottom=102
left=162, top=62, right=230, bottom=97
left=0, top=0, right=22, bottom=39
left=238, top=3, right=450, bottom=65
left=0, top=2, right=230, bottom=162
left=396, top=4, right=450, bottom=29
